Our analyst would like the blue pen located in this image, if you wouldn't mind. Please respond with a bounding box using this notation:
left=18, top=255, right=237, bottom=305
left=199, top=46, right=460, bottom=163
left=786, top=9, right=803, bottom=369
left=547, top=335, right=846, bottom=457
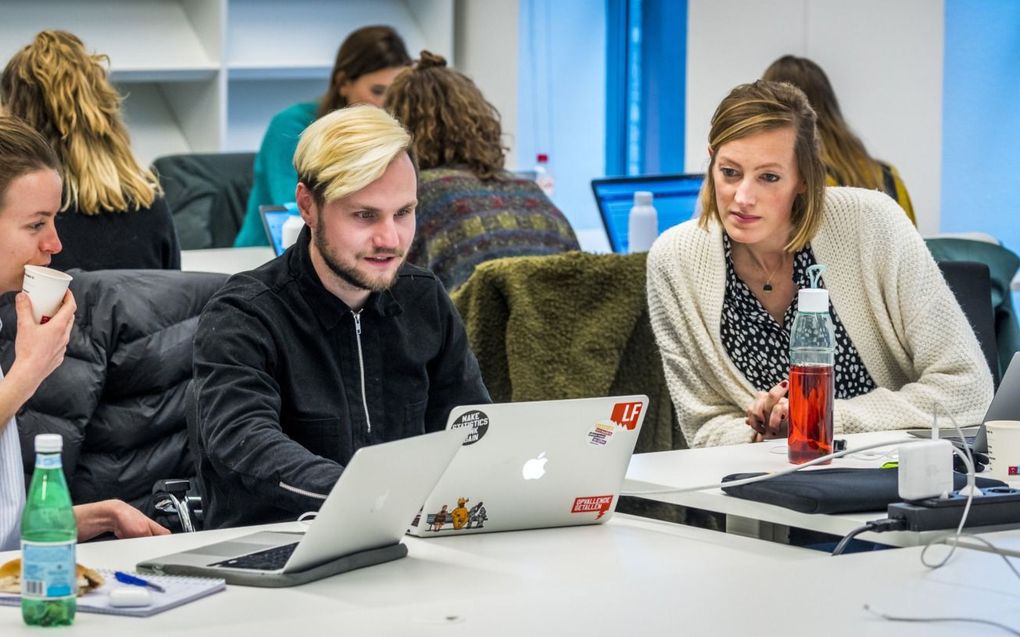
left=114, top=571, right=165, bottom=593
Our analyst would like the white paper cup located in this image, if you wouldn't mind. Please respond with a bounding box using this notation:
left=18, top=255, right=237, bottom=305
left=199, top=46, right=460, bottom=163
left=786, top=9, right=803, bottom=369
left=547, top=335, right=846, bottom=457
left=985, top=420, right=1020, bottom=483
left=22, top=265, right=72, bottom=324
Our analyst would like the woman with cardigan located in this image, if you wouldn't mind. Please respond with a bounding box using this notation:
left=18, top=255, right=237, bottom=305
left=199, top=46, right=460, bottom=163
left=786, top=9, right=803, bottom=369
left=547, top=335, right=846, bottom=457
left=647, top=80, right=991, bottom=448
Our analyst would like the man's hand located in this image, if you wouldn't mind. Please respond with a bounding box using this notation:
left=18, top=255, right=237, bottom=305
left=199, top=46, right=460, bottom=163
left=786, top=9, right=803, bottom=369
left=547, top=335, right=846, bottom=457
left=73, top=500, right=171, bottom=542
left=745, top=380, right=789, bottom=442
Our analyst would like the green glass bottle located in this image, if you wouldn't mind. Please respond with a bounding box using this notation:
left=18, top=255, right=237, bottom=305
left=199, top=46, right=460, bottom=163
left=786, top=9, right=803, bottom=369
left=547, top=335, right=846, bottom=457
left=21, top=434, right=77, bottom=626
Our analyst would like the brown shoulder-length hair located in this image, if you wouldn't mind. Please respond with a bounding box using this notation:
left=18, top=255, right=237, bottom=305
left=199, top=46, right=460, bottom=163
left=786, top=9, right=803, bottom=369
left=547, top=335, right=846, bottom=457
left=0, top=115, right=61, bottom=213
left=698, top=80, right=826, bottom=252
left=1, top=30, right=159, bottom=215
left=385, top=51, right=507, bottom=180
left=763, top=55, right=884, bottom=192
left=317, top=25, right=412, bottom=119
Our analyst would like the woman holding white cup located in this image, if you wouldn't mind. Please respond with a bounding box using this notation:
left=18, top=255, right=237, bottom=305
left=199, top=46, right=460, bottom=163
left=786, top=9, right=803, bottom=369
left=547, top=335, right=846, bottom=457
left=0, top=115, right=168, bottom=549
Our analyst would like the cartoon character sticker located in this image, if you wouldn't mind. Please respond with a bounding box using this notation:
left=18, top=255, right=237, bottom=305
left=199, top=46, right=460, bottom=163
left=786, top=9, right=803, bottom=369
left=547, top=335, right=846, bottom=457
left=468, top=501, right=488, bottom=528
left=450, top=410, right=490, bottom=445
left=426, top=498, right=488, bottom=531
left=430, top=505, right=448, bottom=532
left=451, top=498, right=470, bottom=529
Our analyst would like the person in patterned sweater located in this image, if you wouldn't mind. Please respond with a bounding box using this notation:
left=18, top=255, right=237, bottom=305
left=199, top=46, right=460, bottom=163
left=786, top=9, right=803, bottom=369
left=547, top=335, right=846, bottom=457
left=385, top=51, right=579, bottom=291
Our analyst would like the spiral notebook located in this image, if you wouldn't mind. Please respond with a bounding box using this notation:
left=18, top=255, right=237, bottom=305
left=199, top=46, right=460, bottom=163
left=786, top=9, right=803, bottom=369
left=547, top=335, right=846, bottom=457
left=0, top=570, right=225, bottom=617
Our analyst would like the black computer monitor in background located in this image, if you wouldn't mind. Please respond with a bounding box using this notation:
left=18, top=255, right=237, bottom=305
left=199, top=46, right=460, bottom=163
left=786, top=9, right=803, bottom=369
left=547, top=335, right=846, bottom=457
left=591, top=173, right=704, bottom=253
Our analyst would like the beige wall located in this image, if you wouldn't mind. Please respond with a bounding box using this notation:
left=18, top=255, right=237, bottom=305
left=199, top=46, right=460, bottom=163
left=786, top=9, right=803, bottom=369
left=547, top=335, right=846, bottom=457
left=686, top=0, right=944, bottom=234
left=453, top=0, right=521, bottom=169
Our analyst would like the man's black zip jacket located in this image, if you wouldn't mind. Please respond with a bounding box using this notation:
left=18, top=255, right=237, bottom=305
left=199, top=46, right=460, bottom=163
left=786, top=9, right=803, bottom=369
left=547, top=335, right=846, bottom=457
left=193, top=227, right=491, bottom=528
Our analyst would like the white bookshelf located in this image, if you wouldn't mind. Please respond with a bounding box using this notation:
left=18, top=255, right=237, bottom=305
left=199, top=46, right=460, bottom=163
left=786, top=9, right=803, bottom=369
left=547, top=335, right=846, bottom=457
left=0, top=0, right=454, bottom=164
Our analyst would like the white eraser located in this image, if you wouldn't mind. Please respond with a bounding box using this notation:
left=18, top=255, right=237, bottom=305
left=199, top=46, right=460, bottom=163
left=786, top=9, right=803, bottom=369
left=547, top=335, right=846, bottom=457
left=109, top=586, right=152, bottom=607
left=899, top=440, right=954, bottom=500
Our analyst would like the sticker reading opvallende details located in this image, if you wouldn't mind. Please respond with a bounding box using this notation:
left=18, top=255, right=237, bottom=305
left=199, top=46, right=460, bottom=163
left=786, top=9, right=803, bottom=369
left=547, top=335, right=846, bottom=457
left=450, top=409, right=489, bottom=445
left=571, top=495, right=614, bottom=520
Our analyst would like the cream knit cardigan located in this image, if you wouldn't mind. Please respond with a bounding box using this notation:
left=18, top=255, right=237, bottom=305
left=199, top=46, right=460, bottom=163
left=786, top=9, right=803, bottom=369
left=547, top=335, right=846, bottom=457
left=647, top=187, right=994, bottom=448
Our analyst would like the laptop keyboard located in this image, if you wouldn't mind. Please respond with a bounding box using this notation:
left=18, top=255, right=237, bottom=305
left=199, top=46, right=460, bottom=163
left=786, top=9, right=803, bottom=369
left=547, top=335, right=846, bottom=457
left=210, top=542, right=299, bottom=571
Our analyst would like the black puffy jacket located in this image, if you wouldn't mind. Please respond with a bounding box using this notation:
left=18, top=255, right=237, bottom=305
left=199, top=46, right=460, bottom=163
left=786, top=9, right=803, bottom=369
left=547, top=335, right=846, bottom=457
left=0, top=269, right=227, bottom=516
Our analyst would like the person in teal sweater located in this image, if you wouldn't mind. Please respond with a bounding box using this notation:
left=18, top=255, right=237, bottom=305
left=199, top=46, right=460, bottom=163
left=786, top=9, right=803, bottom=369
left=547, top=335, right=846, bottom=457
left=234, top=25, right=411, bottom=246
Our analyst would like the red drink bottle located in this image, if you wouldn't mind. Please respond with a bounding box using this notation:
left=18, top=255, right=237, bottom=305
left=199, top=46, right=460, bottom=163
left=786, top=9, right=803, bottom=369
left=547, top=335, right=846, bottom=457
left=788, top=265, right=835, bottom=464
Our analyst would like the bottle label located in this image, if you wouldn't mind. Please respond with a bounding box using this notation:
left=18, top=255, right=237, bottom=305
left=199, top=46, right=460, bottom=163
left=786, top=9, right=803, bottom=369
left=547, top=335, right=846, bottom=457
left=34, top=454, right=62, bottom=469
left=20, top=541, right=76, bottom=599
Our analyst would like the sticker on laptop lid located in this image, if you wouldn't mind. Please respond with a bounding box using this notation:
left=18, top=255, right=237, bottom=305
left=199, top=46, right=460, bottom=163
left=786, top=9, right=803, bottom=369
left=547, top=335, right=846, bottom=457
left=450, top=409, right=489, bottom=445
left=425, top=497, right=488, bottom=531
left=587, top=421, right=616, bottom=446
left=610, top=401, right=643, bottom=430
left=571, top=495, right=614, bottom=520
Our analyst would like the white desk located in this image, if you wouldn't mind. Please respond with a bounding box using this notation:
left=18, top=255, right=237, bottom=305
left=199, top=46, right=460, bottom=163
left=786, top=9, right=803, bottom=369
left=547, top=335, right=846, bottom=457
left=2, top=514, right=1018, bottom=636
left=181, top=247, right=275, bottom=275
left=622, top=431, right=1010, bottom=546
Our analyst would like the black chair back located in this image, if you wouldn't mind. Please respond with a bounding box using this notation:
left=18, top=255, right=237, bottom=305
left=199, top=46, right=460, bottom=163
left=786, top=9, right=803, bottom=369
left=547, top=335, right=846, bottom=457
left=152, top=152, right=255, bottom=249
left=938, top=260, right=1000, bottom=386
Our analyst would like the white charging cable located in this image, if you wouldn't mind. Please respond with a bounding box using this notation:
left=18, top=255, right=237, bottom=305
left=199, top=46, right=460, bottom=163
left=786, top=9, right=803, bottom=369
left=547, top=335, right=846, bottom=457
left=620, top=437, right=931, bottom=497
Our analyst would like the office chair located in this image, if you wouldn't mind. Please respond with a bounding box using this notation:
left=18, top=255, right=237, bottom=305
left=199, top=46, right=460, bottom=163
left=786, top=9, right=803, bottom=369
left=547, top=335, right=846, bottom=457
left=152, top=152, right=255, bottom=249
left=927, top=237, right=1020, bottom=379
left=937, top=260, right=1000, bottom=386
left=151, top=380, right=207, bottom=533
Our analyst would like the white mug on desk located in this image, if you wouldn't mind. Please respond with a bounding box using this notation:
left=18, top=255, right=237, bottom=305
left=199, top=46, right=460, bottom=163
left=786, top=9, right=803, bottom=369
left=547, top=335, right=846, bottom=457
left=985, top=420, right=1020, bottom=483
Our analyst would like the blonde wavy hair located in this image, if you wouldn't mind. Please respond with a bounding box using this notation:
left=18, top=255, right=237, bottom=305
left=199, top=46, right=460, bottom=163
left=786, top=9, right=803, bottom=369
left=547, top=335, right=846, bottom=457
left=0, top=30, right=160, bottom=215
left=699, top=80, right=826, bottom=252
left=385, top=51, right=506, bottom=180
left=295, top=104, right=412, bottom=206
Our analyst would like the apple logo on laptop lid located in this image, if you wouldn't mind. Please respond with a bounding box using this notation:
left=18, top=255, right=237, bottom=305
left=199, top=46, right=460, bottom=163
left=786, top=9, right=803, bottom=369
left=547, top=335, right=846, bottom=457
left=522, top=452, right=548, bottom=480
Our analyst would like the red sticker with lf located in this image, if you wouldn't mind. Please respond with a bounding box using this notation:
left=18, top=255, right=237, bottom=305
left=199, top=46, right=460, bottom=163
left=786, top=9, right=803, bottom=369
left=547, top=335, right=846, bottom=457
left=610, top=402, right=642, bottom=430
left=572, top=495, right=614, bottom=520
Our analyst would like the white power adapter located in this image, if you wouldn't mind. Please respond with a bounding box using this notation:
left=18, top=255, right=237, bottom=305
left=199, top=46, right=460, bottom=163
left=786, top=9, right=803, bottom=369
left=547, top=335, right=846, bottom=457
left=898, top=439, right=954, bottom=500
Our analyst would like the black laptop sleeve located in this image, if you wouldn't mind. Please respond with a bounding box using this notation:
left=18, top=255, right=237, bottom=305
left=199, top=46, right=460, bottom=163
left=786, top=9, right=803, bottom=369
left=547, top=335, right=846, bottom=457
left=721, top=468, right=1006, bottom=514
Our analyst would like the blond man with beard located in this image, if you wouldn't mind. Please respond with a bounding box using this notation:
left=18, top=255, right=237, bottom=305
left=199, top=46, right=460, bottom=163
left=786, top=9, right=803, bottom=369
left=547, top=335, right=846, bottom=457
left=192, top=106, right=490, bottom=529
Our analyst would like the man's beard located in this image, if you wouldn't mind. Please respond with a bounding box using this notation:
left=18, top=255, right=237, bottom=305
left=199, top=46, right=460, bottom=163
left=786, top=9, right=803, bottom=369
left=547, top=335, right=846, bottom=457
left=313, top=225, right=403, bottom=292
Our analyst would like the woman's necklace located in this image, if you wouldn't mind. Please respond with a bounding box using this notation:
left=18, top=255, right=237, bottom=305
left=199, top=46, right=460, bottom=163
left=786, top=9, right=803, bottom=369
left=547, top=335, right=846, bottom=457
left=746, top=249, right=787, bottom=294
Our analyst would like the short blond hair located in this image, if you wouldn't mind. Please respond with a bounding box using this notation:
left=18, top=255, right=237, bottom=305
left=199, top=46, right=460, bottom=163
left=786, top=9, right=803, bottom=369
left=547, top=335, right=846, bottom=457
left=294, top=105, right=412, bottom=205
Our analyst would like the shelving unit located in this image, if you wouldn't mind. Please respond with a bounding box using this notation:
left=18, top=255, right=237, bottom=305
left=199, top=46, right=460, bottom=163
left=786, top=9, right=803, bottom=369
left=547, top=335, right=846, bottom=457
left=0, top=0, right=453, bottom=164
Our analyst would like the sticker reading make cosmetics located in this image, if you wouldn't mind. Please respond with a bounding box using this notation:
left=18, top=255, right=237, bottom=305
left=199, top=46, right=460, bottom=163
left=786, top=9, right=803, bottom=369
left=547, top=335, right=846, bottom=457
left=571, top=495, right=614, bottom=520
left=450, top=409, right=489, bottom=445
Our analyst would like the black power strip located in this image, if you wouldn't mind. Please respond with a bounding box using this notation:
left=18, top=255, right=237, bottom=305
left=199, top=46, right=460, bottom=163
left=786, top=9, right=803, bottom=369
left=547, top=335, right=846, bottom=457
left=887, top=487, right=1020, bottom=532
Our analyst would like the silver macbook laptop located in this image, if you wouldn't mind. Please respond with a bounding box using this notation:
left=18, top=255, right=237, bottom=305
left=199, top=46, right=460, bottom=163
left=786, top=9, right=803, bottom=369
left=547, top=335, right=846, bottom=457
left=138, top=429, right=466, bottom=587
left=408, top=395, right=648, bottom=537
left=908, top=351, right=1020, bottom=452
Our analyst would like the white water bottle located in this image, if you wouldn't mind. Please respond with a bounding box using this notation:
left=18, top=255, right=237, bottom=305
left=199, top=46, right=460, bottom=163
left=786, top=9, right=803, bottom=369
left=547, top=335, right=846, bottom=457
left=534, top=153, right=555, bottom=198
left=281, top=214, right=305, bottom=250
left=627, top=191, right=658, bottom=253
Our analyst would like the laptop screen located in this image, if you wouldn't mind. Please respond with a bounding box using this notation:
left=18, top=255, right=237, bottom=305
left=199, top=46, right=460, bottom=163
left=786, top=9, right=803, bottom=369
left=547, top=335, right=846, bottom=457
left=259, top=203, right=300, bottom=256
left=591, top=174, right=704, bottom=253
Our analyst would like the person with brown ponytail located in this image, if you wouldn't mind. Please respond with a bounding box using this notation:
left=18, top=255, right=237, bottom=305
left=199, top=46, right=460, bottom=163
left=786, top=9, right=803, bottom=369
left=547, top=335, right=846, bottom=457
left=762, top=55, right=916, bottom=224
left=1, top=31, right=179, bottom=271
left=385, top=51, right=579, bottom=290
left=234, top=25, right=411, bottom=246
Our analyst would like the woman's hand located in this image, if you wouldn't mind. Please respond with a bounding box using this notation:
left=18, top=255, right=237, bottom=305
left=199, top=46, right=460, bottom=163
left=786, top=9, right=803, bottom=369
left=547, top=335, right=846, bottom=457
left=8, top=290, right=76, bottom=397
left=74, top=500, right=171, bottom=542
left=746, top=380, right=789, bottom=442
